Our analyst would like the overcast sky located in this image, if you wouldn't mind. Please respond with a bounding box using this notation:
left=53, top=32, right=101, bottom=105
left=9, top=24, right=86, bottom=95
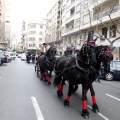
left=10, top=0, right=56, bottom=33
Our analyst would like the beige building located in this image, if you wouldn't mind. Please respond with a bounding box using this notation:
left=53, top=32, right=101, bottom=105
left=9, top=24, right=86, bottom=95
left=21, top=20, right=46, bottom=52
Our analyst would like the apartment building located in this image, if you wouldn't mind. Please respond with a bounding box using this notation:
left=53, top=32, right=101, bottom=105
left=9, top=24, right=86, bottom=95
left=46, top=0, right=63, bottom=53
left=61, top=0, right=120, bottom=59
left=0, top=0, right=11, bottom=50
left=5, top=0, right=11, bottom=49
left=21, top=20, right=46, bottom=52
left=0, top=0, right=6, bottom=49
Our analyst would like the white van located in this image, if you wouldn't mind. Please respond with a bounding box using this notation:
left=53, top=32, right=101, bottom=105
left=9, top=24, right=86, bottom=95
left=8, top=52, right=16, bottom=60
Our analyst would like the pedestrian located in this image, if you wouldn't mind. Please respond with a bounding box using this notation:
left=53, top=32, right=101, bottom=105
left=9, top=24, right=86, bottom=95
left=95, top=64, right=103, bottom=83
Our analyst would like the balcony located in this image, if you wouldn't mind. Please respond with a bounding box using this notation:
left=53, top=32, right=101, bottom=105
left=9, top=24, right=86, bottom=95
left=93, top=5, right=120, bottom=21
left=93, top=0, right=113, bottom=9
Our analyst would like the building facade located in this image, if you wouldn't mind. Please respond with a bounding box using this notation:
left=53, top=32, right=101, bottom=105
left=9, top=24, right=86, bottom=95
left=21, top=20, right=46, bottom=52
left=46, top=0, right=63, bottom=53
left=46, top=0, right=120, bottom=59
left=0, top=0, right=11, bottom=50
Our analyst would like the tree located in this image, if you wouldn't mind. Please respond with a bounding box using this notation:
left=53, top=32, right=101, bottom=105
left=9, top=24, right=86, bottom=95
left=79, top=0, right=120, bottom=47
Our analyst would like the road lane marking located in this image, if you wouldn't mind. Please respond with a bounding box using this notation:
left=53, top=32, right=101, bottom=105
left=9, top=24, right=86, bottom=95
left=87, top=105, right=109, bottom=120
left=31, top=97, right=44, bottom=120
left=106, top=94, right=120, bottom=102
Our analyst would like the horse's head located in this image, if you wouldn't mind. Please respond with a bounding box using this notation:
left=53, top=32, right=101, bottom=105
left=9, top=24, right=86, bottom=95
left=64, top=46, right=73, bottom=55
left=97, top=46, right=113, bottom=72
left=46, top=46, right=57, bottom=59
left=79, top=43, right=97, bottom=65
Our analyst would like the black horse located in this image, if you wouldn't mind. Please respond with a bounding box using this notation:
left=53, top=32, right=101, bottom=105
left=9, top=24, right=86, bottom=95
left=38, top=46, right=57, bottom=85
left=53, top=42, right=97, bottom=118
left=82, top=45, right=113, bottom=118
left=69, top=45, right=113, bottom=118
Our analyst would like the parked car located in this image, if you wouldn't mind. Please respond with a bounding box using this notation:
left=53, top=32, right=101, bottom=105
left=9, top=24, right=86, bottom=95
left=18, top=53, right=22, bottom=58
left=8, top=52, right=16, bottom=60
left=5, top=53, right=12, bottom=62
left=21, top=53, right=26, bottom=61
left=0, top=50, right=8, bottom=65
left=101, top=61, right=120, bottom=81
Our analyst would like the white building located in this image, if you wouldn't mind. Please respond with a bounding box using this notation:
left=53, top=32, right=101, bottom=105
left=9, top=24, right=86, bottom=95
left=46, top=0, right=63, bottom=54
left=21, top=20, right=46, bottom=52
left=61, top=0, right=120, bottom=59
left=0, top=0, right=11, bottom=50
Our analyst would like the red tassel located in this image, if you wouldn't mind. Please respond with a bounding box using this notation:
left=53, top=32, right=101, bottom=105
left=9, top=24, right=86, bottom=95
left=61, top=85, right=63, bottom=91
left=82, top=100, right=87, bottom=109
left=58, top=84, right=61, bottom=90
left=40, top=74, right=42, bottom=78
left=92, top=96, right=96, bottom=104
left=46, top=76, right=49, bottom=81
left=66, top=96, right=70, bottom=101
left=47, top=76, right=50, bottom=82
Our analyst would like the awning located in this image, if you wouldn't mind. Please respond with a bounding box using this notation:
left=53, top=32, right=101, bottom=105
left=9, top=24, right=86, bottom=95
left=113, top=41, right=120, bottom=47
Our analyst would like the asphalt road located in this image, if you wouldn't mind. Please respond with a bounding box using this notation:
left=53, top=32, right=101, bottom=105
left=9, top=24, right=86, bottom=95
left=0, top=58, right=120, bottom=120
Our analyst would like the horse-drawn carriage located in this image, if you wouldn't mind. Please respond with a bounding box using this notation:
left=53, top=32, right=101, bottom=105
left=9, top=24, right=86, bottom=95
left=34, top=35, right=114, bottom=118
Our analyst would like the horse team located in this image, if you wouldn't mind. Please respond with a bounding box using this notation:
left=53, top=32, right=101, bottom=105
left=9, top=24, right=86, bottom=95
left=35, top=36, right=113, bottom=119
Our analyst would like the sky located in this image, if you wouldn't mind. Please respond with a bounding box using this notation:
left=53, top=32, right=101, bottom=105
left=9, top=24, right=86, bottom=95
left=10, top=0, right=56, bottom=33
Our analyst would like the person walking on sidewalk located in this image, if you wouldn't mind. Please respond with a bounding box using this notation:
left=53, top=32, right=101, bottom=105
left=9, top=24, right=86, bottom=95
left=95, top=64, right=103, bottom=83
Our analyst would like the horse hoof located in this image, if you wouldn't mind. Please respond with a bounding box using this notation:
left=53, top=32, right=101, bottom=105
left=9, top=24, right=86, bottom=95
left=64, top=99, right=69, bottom=107
left=48, top=82, right=51, bottom=85
left=81, top=109, right=89, bottom=119
left=92, top=104, right=99, bottom=113
left=57, top=90, right=63, bottom=97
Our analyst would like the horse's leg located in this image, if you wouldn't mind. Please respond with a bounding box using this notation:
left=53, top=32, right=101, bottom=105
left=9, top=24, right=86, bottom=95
left=39, top=67, right=45, bottom=81
left=89, top=83, right=99, bottom=113
left=81, top=84, right=89, bottom=118
left=64, top=83, right=73, bottom=107
left=53, top=72, right=63, bottom=97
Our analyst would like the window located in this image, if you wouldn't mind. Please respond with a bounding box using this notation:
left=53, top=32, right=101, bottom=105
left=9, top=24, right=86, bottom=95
left=76, top=4, right=81, bottom=13
left=70, top=7, right=75, bottom=16
left=102, top=27, right=107, bottom=38
left=75, top=18, right=80, bottom=28
left=39, top=38, right=42, bottom=41
left=39, top=32, right=43, bottom=35
left=29, top=44, right=35, bottom=47
left=29, top=31, right=36, bottom=35
left=40, top=25, right=43, bottom=28
left=84, top=14, right=89, bottom=24
left=110, top=25, right=116, bottom=37
left=29, top=24, right=36, bottom=28
left=29, top=37, right=35, bottom=41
